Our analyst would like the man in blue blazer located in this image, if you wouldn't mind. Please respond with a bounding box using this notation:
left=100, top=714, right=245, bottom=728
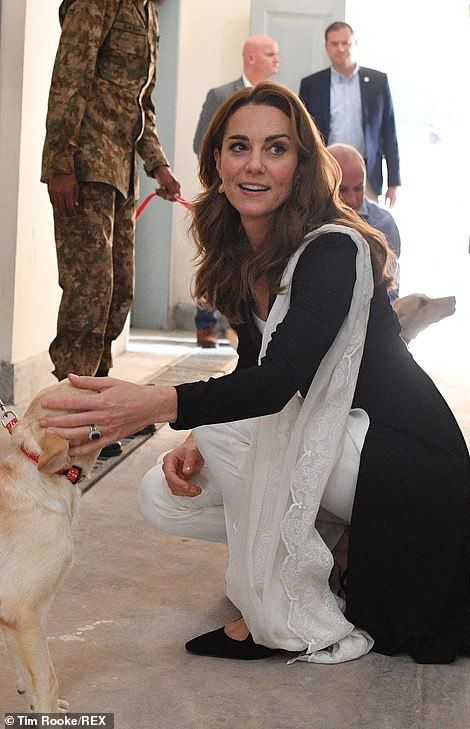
left=299, top=22, right=400, bottom=206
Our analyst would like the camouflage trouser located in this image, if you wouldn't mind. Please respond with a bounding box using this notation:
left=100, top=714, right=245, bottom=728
left=49, top=181, right=136, bottom=380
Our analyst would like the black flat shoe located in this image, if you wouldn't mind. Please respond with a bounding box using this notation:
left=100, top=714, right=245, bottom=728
left=185, top=627, right=280, bottom=660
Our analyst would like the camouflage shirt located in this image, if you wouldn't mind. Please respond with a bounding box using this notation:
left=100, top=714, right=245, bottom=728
left=41, top=0, right=169, bottom=197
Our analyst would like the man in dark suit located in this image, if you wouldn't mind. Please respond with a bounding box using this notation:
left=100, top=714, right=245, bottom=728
left=299, top=21, right=400, bottom=207
left=192, top=35, right=279, bottom=346
left=193, top=35, right=280, bottom=156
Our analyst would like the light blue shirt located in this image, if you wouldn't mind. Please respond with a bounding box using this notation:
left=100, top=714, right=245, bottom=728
left=360, top=198, right=401, bottom=300
left=329, top=66, right=366, bottom=158
left=359, top=198, right=401, bottom=259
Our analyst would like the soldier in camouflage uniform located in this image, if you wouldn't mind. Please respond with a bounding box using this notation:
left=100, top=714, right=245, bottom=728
left=41, top=0, right=180, bottom=381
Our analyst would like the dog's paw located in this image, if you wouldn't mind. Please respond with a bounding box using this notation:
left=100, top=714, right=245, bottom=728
left=58, top=699, right=70, bottom=713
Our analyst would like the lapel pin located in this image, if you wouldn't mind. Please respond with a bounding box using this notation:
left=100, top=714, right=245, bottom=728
left=364, top=76, right=369, bottom=83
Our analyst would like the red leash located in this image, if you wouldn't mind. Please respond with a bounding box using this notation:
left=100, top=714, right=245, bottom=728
left=136, top=192, right=192, bottom=219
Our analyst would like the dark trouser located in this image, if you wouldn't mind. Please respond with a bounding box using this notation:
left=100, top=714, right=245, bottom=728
left=49, top=181, right=136, bottom=380
left=195, top=306, right=218, bottom=329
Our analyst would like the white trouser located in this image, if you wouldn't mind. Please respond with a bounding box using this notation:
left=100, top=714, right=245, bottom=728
left=138, top=410, right=369, bottom=551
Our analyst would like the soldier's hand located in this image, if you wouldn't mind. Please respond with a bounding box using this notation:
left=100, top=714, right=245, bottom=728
left=153, top=165, right=181, bottom=201
left=48, top=173, right=80, bottom=216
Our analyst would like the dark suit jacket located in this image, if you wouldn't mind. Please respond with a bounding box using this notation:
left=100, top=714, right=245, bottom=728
left=299, top=67, right=400, bottom=195
left=193, top=77, right=245, bottom=156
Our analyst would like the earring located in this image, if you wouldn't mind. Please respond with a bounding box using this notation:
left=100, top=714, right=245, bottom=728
left=218, top=181, right=225, bottom=194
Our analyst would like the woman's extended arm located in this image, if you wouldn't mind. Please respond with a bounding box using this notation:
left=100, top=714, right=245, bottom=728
left=40, top=234, right=358, bottom=449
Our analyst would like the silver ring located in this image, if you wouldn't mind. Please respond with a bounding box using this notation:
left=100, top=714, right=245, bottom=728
left=88, top=424, right=102, bottom=441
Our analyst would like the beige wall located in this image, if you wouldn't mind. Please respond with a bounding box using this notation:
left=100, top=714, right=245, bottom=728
left=14, top=1, right=61, bottom=362
left=0, top=0, right=28, bottom=363
left=169, top=0, right=251, bottom=314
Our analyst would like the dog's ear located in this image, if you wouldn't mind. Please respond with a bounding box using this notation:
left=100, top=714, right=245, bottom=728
left=37, top=433, right=70, bottom=473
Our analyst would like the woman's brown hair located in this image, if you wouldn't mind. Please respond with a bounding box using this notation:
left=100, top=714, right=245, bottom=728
left=191, top=81, right=394, bottom=323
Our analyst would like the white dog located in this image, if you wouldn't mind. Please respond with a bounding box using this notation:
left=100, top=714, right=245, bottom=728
left=0, top=381, right=100, bottom=712
left=392, top=294, right=456, bottom=343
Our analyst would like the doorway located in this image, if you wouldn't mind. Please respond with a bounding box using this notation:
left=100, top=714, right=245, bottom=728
left=133, top=0, right=180, bottom=330
left=347, top=0, right=469, bottom=375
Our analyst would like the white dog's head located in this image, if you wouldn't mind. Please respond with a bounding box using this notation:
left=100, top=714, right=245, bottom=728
left=392, top=294, right=456, bottom=343
left=9, top=380, right=100, bottom=480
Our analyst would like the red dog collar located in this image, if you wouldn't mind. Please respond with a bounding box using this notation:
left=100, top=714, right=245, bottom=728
left=20, top=443, right=83, bottom=484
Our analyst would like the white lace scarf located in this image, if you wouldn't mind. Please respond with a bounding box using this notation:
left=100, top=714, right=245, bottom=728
left=226, top=224, right=375, bottom=663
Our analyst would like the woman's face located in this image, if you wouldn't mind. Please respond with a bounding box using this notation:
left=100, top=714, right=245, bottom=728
left=214, top=103, right=298, bottom=245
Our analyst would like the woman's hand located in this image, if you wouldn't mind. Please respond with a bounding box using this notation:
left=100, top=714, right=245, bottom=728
left=162, top=433, right=204, bottom=497
left=39, top=373, right=178, bottom=456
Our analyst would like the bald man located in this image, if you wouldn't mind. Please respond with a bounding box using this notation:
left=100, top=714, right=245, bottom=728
left=328, top=143, right=456, bottom=342
left=192, top=35, right=280, bottom=346
left=192, top=35, right=280, bottom=155
left=328, top=143, right=401, bottom=300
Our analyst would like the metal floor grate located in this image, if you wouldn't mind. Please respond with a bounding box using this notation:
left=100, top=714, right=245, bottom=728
left=81, top=346, right=237, bottom=492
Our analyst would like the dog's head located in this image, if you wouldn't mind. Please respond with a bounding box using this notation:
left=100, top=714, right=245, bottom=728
left=392, top=294, right=456, bottom=343
left=10, top=380, right=100, bottom=479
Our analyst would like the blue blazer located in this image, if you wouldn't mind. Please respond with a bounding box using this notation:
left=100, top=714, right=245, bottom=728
left=299, top=67, right=400, bottom=195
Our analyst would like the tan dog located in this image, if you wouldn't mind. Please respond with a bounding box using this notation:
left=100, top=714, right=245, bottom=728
left=0, top=381, right=100, bottom=712
left=392, top=294, right=456, bottom=344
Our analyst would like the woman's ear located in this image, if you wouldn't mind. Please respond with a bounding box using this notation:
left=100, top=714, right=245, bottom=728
left=214, top=148, right=221, bottom=175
